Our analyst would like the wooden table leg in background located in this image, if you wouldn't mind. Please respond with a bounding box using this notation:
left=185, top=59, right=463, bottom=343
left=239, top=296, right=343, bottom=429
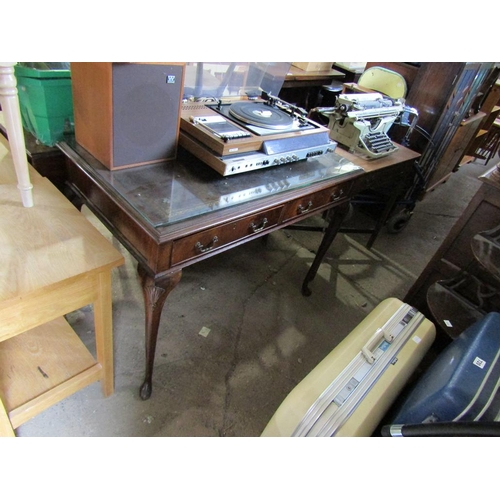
left=137, top=266, right=182, bottom=400
left=0, top=63, right=33, bottom=207
left=301, top=202, right=350, bottom=297
left=365, top=183, right=403, bottom=250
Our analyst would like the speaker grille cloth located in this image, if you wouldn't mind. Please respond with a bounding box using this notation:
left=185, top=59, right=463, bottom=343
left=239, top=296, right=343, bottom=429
left=112, top=64, right=183, bottom=166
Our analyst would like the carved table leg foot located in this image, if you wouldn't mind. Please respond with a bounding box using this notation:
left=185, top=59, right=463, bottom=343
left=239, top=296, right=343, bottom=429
left=301, top=202, right=350, bottom=296
left=137, top=265, right=182, bottom=400
left=301, top=280, right=313, bottom=297
left=140, top=380, right=153, bottom=401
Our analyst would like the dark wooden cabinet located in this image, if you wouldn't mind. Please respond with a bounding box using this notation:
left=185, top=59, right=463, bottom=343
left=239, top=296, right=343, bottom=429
left=405, top=163, right=500, bottom=341
left=464, top=73, right=500, bottom=164
left=366, top=63, right=485, bottom=150
left=365, top=63, right=494, bottom=194
left=373, top=63, right=456, bottom=152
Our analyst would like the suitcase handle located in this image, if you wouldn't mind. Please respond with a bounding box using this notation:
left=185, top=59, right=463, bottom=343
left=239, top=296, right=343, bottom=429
left=361, top=327, right=395, bottom=364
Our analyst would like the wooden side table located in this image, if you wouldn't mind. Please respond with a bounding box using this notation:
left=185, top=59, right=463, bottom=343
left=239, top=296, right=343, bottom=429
left=0, top=139, right=124, bottom=436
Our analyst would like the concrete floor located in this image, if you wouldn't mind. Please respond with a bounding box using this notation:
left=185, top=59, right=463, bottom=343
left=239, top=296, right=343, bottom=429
left=15, top=156, right=496, bottom=437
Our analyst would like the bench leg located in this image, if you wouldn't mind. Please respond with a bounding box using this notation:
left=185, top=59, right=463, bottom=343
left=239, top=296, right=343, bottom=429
left=0, top=397, right=15, bottom=437
left=94, top=270, right=114, bottom=397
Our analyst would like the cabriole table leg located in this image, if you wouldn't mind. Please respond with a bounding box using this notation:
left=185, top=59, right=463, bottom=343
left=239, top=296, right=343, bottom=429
left=137, top=266, right=182, bottom=400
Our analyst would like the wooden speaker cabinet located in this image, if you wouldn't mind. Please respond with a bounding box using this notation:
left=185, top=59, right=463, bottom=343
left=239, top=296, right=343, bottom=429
left=71, top=62, right=185, bottom=170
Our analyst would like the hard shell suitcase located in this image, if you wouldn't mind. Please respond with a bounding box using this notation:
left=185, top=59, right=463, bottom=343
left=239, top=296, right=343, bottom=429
left=390, top=312, right=500, bottom=426
left=261, top=298, right=436, bottom=437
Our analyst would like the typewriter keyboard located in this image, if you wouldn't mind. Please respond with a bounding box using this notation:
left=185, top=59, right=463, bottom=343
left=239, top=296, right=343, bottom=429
left=363, top=132, right=397, bottom=154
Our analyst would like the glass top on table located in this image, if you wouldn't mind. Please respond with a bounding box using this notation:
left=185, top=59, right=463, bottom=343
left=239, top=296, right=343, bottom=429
left=68, top=140, right=364, bottom=228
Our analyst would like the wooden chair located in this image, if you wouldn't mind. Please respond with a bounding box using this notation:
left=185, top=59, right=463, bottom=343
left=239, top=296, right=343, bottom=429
left=343, top=66, right=408, bottom=100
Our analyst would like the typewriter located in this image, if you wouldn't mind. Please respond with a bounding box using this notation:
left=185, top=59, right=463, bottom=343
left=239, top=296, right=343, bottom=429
left=324, top=93, right=417, bottom=159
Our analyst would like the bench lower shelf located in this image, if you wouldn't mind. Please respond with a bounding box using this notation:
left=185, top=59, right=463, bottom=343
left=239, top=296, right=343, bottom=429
left=0, top=316, right=103, bottom=430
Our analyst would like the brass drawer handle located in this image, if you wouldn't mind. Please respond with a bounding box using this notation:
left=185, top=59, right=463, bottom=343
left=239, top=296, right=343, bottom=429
left=195, top=236, right=219, bottom=253
left=331, top=189, right=344, bottom=202
left=297, top=201, right=313, bottom=214
left=249, top=217, right=268, bottom=233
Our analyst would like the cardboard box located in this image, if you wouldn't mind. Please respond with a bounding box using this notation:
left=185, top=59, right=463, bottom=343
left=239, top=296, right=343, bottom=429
left=335, top=62, right=367, bottom=72
left=292, top=62, right=334, bottom=72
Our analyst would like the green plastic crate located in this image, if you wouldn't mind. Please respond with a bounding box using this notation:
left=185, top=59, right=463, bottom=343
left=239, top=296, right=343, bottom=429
left=14, top=64, right=74, bottom=146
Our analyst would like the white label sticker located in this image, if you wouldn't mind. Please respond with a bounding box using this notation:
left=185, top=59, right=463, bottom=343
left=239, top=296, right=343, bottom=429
left=412, top=335, right=422, bottom=344
left=444, top=320, right=453, bottom=328
left=473, top=357, right=486, bottom=369
left=198, top=326, right=211, bottom=338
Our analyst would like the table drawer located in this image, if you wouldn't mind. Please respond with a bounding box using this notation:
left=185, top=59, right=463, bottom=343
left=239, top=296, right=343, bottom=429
left=171, top=206, right=283, bottom=265
left=282, top=183, right=351, bottom=222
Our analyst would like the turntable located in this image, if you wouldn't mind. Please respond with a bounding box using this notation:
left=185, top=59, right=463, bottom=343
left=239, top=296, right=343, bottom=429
left=179, top=93, right=338, bottom=176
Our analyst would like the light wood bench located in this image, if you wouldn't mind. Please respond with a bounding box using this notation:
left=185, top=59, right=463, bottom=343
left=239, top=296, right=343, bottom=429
left=0, top=137, right=124, bottom=436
